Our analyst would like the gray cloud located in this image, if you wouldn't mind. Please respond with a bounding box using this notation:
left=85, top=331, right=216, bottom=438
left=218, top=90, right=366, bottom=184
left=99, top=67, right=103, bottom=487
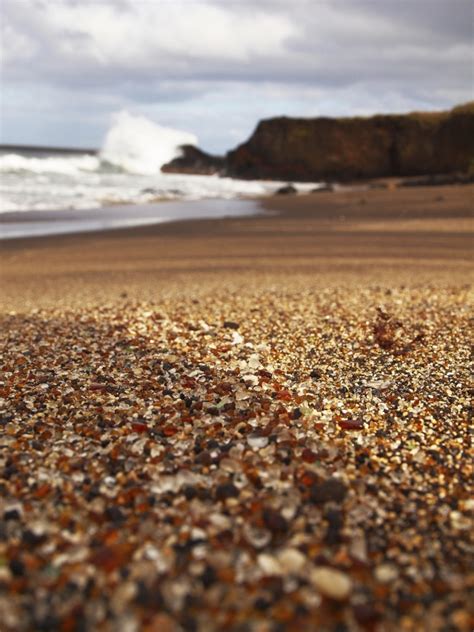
left=1, top=0, right=472, bottom=152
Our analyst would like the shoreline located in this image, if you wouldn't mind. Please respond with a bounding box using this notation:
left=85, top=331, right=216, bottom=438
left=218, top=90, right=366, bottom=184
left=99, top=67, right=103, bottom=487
left=1, top=183, right=472, bottom=313
left=0, top=197, right=263, bottom=241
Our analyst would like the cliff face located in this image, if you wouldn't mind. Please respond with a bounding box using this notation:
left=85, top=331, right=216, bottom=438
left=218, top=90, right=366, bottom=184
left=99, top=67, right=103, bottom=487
left=226, top=103, right=474, bottom=181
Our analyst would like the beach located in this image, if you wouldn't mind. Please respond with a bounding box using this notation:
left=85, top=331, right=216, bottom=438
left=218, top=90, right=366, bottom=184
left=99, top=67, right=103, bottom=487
left=1, top=184, right=472, bottom=309
left=1, top=184, right=473, bottom=631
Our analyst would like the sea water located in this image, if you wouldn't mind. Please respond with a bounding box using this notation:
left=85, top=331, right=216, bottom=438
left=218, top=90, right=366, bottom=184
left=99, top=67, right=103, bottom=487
left=0, top=111, right=318, bottom=235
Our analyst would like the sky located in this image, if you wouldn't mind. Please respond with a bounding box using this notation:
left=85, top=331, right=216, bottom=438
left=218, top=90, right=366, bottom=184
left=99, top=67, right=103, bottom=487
left=1, top=0, right=473, bottom=153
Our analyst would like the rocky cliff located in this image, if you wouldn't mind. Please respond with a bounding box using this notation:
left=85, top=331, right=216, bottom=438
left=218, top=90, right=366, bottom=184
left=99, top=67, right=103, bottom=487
left=226, top=102, right=474, bottom=181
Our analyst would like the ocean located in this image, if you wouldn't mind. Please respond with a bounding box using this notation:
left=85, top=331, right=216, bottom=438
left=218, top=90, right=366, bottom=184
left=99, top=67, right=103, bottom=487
left=0, top=111, right=318, bottom=239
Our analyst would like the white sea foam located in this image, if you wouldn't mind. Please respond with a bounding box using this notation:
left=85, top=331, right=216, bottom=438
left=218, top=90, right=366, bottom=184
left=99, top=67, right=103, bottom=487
left=0, top=153, right=100, bottom=175
left=100, top=110, right=198, bottom=175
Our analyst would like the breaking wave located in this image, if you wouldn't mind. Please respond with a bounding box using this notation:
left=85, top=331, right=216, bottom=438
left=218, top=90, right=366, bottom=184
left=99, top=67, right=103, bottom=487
left=100, top=110, right=198, bottom=175
left=0, top=111, right=198, bottom=177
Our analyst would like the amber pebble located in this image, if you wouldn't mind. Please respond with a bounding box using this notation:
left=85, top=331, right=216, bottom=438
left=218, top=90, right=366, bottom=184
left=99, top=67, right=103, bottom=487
left=302, top=448, right=317, bottom=463
left=276, top=390, right=292, bottom=401
left=298, top=470, right=318, bottom=487
left=90, top=383, right=107, bottom=391
left=90, top=543, right=133, bottom=573
left=35, top=484, right=51, bottom=498
left=131, top=421, right=148, bottom=433
left=338, top=419, right=364, bottom=430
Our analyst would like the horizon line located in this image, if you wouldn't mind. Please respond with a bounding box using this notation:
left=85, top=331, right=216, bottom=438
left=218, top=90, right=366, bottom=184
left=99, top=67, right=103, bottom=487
left=0, top=143, right=98, bottom=155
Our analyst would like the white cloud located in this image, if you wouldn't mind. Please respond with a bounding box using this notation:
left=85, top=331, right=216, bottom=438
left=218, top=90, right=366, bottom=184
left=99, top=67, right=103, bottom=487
left=2, top=0, right=296, bottom=72
left=0, top=22, right=37, bottom=65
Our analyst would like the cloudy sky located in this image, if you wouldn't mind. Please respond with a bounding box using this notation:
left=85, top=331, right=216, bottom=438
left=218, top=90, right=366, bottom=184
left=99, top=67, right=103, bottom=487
left=1, top=0, right=472, bottom=153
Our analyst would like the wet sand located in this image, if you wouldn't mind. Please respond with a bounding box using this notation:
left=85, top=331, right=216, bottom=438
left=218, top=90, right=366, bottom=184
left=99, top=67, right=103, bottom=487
left=1, top=184, right=472, bottom=310
left=0, top=184, right=472, bottom=631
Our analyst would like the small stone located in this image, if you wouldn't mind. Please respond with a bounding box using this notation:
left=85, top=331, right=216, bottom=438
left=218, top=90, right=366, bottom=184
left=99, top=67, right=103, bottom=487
left=247, top=434, right=269, bottom=450
left=0, top=566, right=12, bottom=583
left=231, top=331, right=244, bottom=345
left=247, top=354, right=261, bottom=369
left=302, top=448, right=317, bottom=463
left=223, top=321, right=240, bottom=330
left=243, top=524, right=272, bottom=549
left=310, top=567, right=352, bottom=600
left=449, top=510, right=470, bottom=530
left=338, top=419, right=364, bottom=431
left=324, top=509, right=344, bottom=545
left=4, top=507, right=22, bottom=521
left=209, top=513, right=232, bottom=531
left=215, top=482, right=239, bottom=501
left=9, top=558, right=26, bottom=577
left=353, top=604, right=380, bottom=624
left=375, top=564, right=399, bottom=583
left=104, top=506, right=125, bottom=523
left=200, top=565, right=217, bottom=588
left=183, top=485, right=198, bottom=500
left=275, top=184, right=297, bottom=195
left=310, top=478, right=347, bottom=504
left=257, top=553, right=283, bottom=576
left=22, top=525, right=47, bottom=547
left=277, top=548, right=306, bottom=573
left=263, top=508, right=288, bottom=533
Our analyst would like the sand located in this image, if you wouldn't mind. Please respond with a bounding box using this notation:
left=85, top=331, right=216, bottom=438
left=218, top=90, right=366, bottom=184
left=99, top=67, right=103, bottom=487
left=1, top=184, right=472, bottom=310
left=0, top=184, right=472, bottom=631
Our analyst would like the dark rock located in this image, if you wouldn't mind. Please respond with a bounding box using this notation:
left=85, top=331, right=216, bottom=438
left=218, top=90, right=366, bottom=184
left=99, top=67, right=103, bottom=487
left=310, top=478, right=347, bottom=504
left=183, top=486, right=198, bottom=500
left=161, top=145, right=225, bottom=175
left=200, top=564, right=217, bottom=588
left=275, top=184, right=297, bottom=195
left=223, top=321, right=240, bottom=330
left=104, top=506, right=125, bottom=523
left=226, top=102, right=474, bottom=181
left=324, top=509, right=344, bottom=545
left=254, top=596, right=271, bottom=611
left=4, top=508, right=21, bottom=521
left=311, top=183, right=334, bottom=193
left=197, top=488, right=212, bottom=501
left=195, top=450, right=212, bottom=466
left=215, top=482, right=239, bottom=501
left=353, top=603, right=381, bottom=624
left=9, top=557, right=25, bottom=576
left=262, top=508, right=288, bottom=533
left=135, top=580, right=165, bottom=609
left=22, top=528, right=46, bottom=547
